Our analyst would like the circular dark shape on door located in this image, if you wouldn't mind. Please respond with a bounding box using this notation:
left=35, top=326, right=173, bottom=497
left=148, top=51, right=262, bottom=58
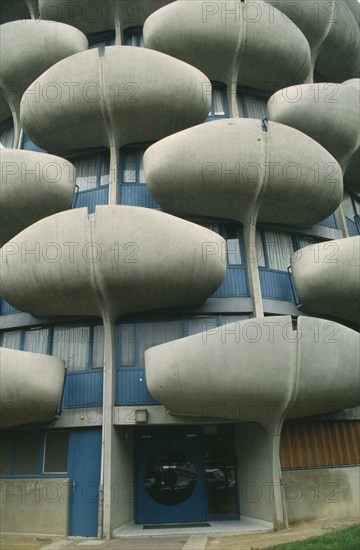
left=144, top=451, right=197, bottom=506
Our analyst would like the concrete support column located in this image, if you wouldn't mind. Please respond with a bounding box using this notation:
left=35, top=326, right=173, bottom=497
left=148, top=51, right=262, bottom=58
left=243, top=221, right=264, bottom=318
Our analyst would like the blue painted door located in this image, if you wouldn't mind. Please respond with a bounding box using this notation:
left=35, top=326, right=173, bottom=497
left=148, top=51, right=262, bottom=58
left=69, top=428, right=102, bottom=536
left=135, top=427, right=206, bottom=524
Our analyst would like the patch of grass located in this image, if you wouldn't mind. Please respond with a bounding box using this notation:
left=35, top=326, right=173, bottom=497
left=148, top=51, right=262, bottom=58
left=265, top=524, right=360, bottom=550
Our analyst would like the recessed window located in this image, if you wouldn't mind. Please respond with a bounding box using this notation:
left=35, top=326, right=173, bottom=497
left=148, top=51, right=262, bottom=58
left=0, top=330, right=21, bottom=349
left=23, top=328, right=49, bottom=354
left=43, top=432, right=69, bottom=474
left=237, top=87, right=269, bottom=121
left=0, top=119, right=14, bottom=148
left=124, top=28, right=144, bottom=47
left=73, top=153, right=109, bottom=192
left=122, top=148, right=146, bottom=183
left=14, top=432, right=41, bottom=475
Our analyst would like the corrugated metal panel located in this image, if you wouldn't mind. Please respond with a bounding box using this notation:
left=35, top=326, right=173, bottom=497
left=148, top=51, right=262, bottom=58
left=73, top=187, right=109, bottom=213
left=119, top=184, right=160, bottom=209
left=62, top=371, right=103, bottom=408
left=116, top=368, right=158, bottom=405
left=317, top=213, right=338, bottom=229
left=259, top=269, right=294, bottom=301
left=212, top=267, right=249, bottom=297
left=280, top=421, right=360, bottom=468
left=0, top=300, right=19, bottom=315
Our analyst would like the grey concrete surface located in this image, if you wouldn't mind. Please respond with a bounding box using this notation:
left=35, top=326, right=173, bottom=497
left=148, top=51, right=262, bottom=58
left=291, top=236, right=360, bottom=325
left=0, top=205, right=225, bottom=319
left=144, top=0, right=312, bottom=93
left=0, top=20, right=88, bottom=147
left=0, top=149, right=75, bottom=246
left=0, top=347, right=65, bottom=427
left=264, top=0, right=360, bottom=81
left=268, top=80, right=360, bottom=191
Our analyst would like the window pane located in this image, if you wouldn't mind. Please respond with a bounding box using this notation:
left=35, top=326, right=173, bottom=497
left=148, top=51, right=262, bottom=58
left=212, top=89, right=226, bottom=115
left=0, top=432, right=13, bottom=475
left=74, top=157, right=97, bottom=191
left=342, top=193, right=356, bottom=219
left=14, top=432, right=41, bottom=475
left=297, top=237, right=316, bottom=249
left=256, top=230, right=266, bottom=268
left=0, top=330, right=21, bottom=349
left=265, top=231, right=294, bottom=271
left=43, top=432, right=69, bottom=474
left=92, top=325, right=104, bottom=369
left=23, top=328, right=49, bottom=354
left=188, top=317, right=218, bottom=336
left=99, top=153, right=110, bottom=186
left=52, top=326, right=89, bottom=371
left=123, top=151, right=137, bottom=183
left=119, top=323, right=136, bottom=367
left=139, top=321, right=183, bottom=367
left=227, top=239, right=242, bottom=266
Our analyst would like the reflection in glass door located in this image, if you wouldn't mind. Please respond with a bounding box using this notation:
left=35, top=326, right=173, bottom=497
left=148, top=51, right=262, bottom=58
left=204, top=424, right=238, bottom=519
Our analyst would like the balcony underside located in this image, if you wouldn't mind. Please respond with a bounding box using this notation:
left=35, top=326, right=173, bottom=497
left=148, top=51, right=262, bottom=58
left=0, top=347, right=65, bottom=428
left=145, top=316, right=360, bottom=425
left=144, top=118, right=343, bottom=227
left=291, top=237, right=360, bottom=326
left=0, top=149, right=75, bottom=246
left=0, top=206, right=225, bottom=319
left=20, top=46, right=210, bottom=152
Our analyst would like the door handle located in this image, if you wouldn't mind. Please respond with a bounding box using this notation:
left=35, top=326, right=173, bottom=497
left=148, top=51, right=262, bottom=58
left=72, top=480, right=77, bottom=492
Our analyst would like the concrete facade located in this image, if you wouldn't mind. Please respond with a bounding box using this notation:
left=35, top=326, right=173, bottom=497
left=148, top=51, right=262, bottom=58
left=0, top=0, right=359, bottom=540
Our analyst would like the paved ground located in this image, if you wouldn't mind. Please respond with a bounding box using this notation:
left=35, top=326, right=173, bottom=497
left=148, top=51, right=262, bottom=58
left=0, top=517, right=359, bottom=550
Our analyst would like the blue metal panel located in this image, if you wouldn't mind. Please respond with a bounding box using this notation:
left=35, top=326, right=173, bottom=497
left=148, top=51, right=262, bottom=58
left=73, top=187, right=109, bottom=213
left=0, top=300, right=19, bottom=315
left=346, top=217, right=359, bottom=236
left=62, top=371, right=103, bottom=408
left=116, top=368, right=158, bottom=405
left=119, top=184, right=160, bottom=209
left=317, top=213, right=337, bottom=229
left=212, top=267, right=249, bottom=297
left=259, top=269, right=294, bottom=301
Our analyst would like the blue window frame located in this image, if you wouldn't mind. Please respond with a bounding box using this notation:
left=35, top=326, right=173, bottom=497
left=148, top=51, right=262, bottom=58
left=0, top=430, right=70, bottom=478
left=237, top=87, right=269, bottom=120
left=207, top=82, right=229, bottom=121
left=71, top=151, right=109, bottom=213
left=118, top=146, right=160, bottom=209
left=0, top=322, right=104, bottom=372
left=123, top=27, right=144, bottom=47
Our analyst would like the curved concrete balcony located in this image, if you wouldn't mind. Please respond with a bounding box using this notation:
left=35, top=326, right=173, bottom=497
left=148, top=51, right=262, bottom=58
left=0, top=347, right=65, bottom=428
left=144, top=118, right=343, bottom=228
left=268, top=80, right=360, bottom=191
left=0, top=206, right=225, bottom=319
left=143, top=0, right=311, bottom=92
left=265, top=0, right=359, bottom=82
left=39, top=0, right=175, bottom=39
left=290, top=236, right=360, bottom=325
left=0, top=20, right=88, bottom=147
left=20, top=46, right=210, bottom=153
left=0, top=149, right=75, bottom=246
left=145, top=315, right=360, bottom=423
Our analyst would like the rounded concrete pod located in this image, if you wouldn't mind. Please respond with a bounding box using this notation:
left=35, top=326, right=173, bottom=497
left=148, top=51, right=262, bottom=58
left=267, top=80, right=360, bottom=190
left=143, top=0, right=311, bottom=93
left=20, top=46, right=211, bottom=152
left=0, top=206, right=226, bottom=319
left=39, top=0, right=175, bottom=39
left=0, top=347, right=65, bottom=428
left=0, top=20, right=88, bottom=147
left=0, top=149, right=75, bottom=246
left=143, top=118, right=343, bottom=227
left=291, top=236, right=360, bottom=325
left=145, top=315, right=360, bottom=423
left=264, top=0, right=360, bottom=81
